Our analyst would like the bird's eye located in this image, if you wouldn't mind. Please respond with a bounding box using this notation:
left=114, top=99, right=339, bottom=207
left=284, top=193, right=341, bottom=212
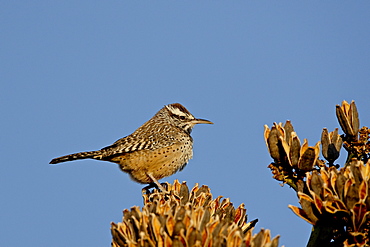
left=179, top=116, right=186, bottom=120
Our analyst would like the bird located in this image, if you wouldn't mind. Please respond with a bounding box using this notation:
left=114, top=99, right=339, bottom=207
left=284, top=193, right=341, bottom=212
left=50, top=103, right=213, bottom=191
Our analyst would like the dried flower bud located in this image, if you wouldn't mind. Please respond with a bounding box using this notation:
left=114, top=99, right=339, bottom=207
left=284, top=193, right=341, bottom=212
left=321, top=128, right=343, bottom=164
left=297, top=140, right=320, bottom=172
left=336, top=100, right=360, bottom=139
left=264, top=121, right=299, bottom=168
left=264, top=123, right=285, bottom=163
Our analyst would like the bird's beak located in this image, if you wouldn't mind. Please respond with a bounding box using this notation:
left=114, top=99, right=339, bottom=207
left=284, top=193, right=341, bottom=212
left=192, top=118, right=214, bottom=125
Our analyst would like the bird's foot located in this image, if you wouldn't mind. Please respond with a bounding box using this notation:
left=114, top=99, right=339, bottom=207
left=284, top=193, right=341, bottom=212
left=142, top=182, right=169, bottom=194
left=145, top=173, right=168, bottom=193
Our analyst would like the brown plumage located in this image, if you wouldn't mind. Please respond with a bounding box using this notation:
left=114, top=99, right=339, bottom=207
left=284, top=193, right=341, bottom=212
left=50, top=103, right=213, bottom=190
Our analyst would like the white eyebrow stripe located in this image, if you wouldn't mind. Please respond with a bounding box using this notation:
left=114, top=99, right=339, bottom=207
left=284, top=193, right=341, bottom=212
left=166, top=105, right=188, bottom=117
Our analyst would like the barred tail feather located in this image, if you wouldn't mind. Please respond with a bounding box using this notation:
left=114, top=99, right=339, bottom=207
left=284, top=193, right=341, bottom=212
left=49, top=151, right=102, bottom=164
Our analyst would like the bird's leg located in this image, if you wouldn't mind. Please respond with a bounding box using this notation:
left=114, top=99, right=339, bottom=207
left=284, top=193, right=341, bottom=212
left=146, top=173, right=167, bottom=192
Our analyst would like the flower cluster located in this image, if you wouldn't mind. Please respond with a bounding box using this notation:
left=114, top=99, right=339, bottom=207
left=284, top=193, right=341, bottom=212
left=111, top=180, right=280, bottom=247
left=264, top=121, right=321, bottom=191
left=264, top=100, right=370, bottom=246
left=289, top=159, right=370, bottom=246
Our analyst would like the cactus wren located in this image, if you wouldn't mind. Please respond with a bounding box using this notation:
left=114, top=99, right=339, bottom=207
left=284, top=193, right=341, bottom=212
left=50, top=103, right=213, bottom=190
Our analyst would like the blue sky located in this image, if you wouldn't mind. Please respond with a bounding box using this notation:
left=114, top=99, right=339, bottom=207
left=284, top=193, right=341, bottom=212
left=1, top=1, right=370, bottom=246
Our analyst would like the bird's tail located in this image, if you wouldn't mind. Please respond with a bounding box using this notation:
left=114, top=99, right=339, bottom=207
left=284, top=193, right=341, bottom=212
left=49, top=150, right=103, bottom=164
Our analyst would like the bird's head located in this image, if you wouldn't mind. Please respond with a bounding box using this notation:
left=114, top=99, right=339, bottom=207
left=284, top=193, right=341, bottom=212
left=164, top=103, right=213, bottom=134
